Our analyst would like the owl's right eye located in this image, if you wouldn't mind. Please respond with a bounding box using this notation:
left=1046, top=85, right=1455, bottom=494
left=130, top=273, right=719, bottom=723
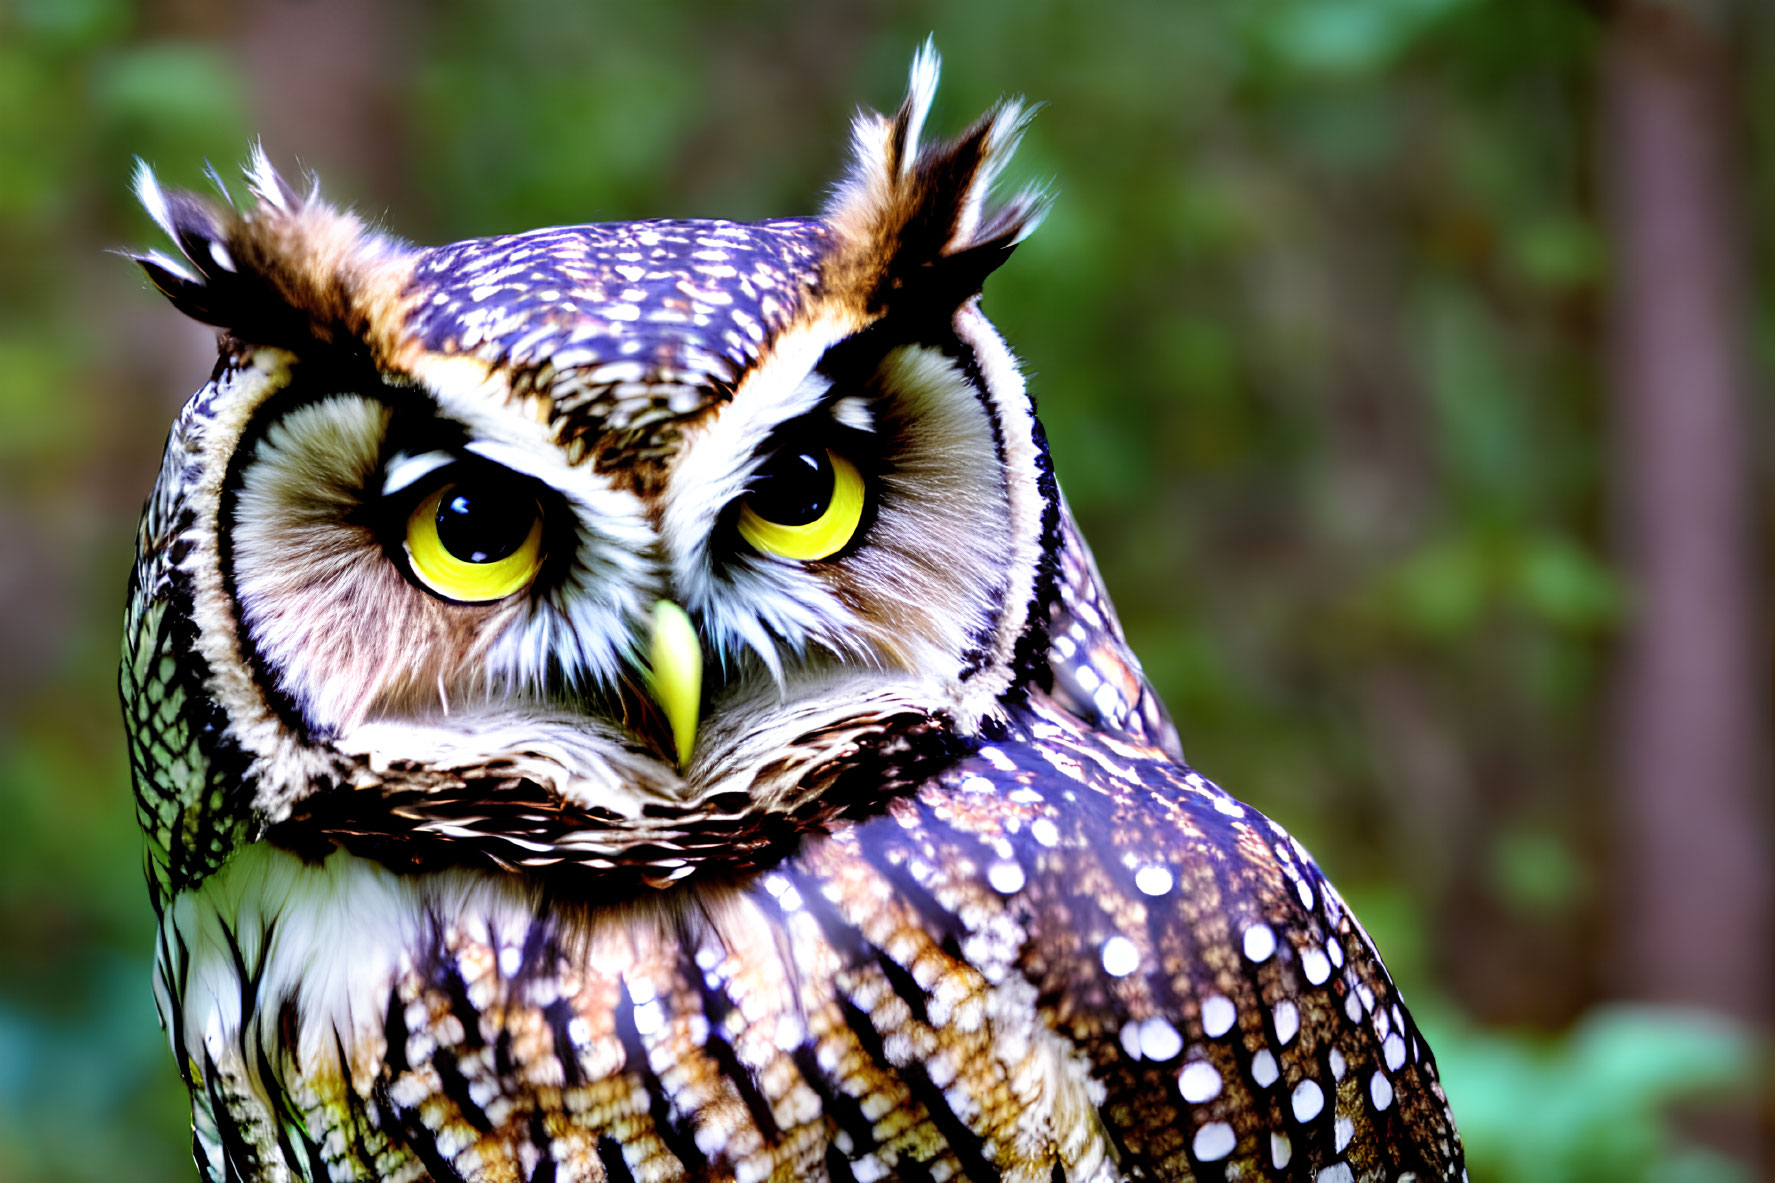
left=737, top=447, right=866, bottom=561
left=404, top=473, right=544, bottom=602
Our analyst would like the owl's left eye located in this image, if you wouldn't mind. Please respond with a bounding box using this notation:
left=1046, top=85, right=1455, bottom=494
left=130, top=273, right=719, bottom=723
left=404, top=473, right=544, bottom=602
left=737, top=447, right=866, bottom=561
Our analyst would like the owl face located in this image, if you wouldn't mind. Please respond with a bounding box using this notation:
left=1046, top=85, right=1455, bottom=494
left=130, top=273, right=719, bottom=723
left=126, top=48, right=1055, bottom=889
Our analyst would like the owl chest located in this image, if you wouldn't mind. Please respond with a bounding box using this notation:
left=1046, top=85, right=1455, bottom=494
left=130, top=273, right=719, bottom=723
left=162, top=841, right=1115, bottom=1183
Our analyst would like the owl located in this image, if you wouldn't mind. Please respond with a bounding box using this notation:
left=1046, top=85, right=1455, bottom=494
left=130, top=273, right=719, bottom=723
left=120, top=46, right=1464, bottom=1183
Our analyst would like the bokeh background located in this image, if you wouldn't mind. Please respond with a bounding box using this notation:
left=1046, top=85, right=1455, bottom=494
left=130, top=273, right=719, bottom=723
left=0, top=0, right=1769, bottom=1179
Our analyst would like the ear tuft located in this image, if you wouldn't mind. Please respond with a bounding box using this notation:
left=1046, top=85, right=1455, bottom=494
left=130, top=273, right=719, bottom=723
left=125, top=144, right=407, bottom=348
left=128, top=158, right=249, bottom=324
left=824, top=39, right=1052, bottom=316
left=243, top=139, right=304, bottom=213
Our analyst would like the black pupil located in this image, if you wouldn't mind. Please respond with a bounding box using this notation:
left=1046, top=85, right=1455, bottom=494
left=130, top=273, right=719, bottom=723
left=749, top=448, right=834, bottom=526
left=435, top=478, right=534, bottom=564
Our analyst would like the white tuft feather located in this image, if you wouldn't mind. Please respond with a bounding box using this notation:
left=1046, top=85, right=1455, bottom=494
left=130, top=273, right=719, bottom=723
left=900, top=38, right=942, bottom=178
left=952, top=99, right=1049, bottom=250
left=244, top=139, right=290, bottom=211
left=202, top=159, right=234, bottom=205
left=140, top=249, right=198, bottom=284
left=981, top=100, right=1038, bottom=193
left=132, top=159, right=176, bottom=239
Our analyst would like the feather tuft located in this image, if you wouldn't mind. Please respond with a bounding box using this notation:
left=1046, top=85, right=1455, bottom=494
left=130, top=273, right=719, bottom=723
left=244, top=140, right=299, bottom=212
left=133, top=160, right=176, bottom=240
left=823, top=40, right=1049, bottom=317
left=201, top=159, right=234, bottom=206
left=894, top=38, right=941, bottom=180
left=126, top=143, right=413, bottom=355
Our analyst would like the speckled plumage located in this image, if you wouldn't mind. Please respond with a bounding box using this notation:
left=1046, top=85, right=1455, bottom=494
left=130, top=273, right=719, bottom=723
left=410, top=219, right=832, bottom=479
left=122, top=47, right=1462, bottom=1183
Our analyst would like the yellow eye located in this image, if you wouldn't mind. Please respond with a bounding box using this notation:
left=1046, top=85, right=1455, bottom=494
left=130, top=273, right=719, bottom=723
left=736, top=448, right=865, bottom=561
left=404, top=477, right=544, bottom=602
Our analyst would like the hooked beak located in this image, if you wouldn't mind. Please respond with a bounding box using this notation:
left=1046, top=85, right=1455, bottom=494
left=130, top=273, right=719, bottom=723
left=647, top=600, right=702, bottom=769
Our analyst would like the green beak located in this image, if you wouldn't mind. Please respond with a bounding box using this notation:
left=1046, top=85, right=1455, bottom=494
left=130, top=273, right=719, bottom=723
left=647, top=600, right=702, bottom=769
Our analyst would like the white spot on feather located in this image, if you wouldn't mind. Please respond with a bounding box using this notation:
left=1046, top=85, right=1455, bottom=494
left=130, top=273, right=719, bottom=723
left=1243, top=923, right=1277, bottom=963
left=1120, top=1021, right=1143, bottom=1060
left=1192, top=1121, right=1236, bottom=1163
left=1100, top=936, right=1140, bottom=977
left=1291, top=1079, right=1324, bottom=1123
left=1139, top=1017, right=1183, bottom=1062
left=1135, top=865, right=1173, bottom=896
left=987, top=861, right=1025, bottom=895
left=632, top=999, right=665, bottom=1038
left=1177, top=1059, right=1222, bottom=1102
left=1201, top=994, right=1236, bottom=1038
left=1370, top=1069, right=1394, bottom=1111
left=1274, top=1000, right=1300, bottom=1045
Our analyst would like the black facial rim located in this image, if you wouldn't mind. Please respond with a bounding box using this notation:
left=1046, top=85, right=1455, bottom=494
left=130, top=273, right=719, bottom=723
left=216, top=355, right=414, bottom=741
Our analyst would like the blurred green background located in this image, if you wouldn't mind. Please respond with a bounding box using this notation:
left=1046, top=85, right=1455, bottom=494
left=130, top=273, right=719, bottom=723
left=0, top=0, right=1768, bottom=1179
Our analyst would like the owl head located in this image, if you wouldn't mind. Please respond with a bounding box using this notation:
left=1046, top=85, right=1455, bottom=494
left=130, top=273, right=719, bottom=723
left=121, top=47, right=1110, bottom=897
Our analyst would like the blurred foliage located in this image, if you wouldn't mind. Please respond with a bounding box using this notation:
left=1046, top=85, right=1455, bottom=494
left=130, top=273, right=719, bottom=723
left=0, top=0, right=1768, bottom=1180
left=1354, top=885, right=1767, bottom=1181
left=1425, top=1004, right=1763, bottom=1183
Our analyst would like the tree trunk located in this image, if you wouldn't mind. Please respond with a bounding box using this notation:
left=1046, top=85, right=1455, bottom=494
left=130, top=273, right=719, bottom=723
left=238, top=0, right=412, bottom=212
left=1601, top=0, right=1769, bottom=1169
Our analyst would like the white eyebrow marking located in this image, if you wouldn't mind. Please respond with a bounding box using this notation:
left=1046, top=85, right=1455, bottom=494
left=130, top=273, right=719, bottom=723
left=464, top=438, right=545, bottom=473
left=382, top=451, right=455, bottom=495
